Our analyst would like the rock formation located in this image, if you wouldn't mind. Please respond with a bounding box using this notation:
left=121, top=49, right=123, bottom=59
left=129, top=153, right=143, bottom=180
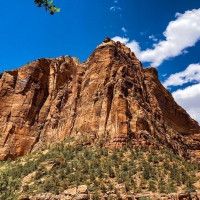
left=0, top=38, right=200, bottom=161
left=17, top=186, right=200, bottom=200
left=18, top=185, right=89, bottom=200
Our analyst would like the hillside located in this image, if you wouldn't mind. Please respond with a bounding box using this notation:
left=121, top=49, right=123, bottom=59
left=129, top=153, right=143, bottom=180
left=0, top=139, right=200, bottom=199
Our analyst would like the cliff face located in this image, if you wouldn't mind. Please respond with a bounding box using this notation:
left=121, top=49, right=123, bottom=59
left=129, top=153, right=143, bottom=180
left=0, top=38, right=200, bottom=161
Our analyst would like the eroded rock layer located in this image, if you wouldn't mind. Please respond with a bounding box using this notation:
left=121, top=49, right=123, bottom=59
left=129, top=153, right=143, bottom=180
left=0, top=38, right=200, bottom=161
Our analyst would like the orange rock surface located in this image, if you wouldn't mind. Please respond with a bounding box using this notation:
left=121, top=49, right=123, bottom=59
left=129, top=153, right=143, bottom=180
left=0, top=38, right=200, bottom=161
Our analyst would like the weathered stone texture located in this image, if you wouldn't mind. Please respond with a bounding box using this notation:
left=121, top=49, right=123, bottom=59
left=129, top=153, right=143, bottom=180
left=0, top=38, right=200, bottom=161
left=17, top=190, right=200, bottom=200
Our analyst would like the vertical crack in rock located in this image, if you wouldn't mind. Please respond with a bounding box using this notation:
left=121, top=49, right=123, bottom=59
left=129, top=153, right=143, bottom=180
left=105, top=84, right=114, bottom=131
left=69, top=79, right=82, bottom=136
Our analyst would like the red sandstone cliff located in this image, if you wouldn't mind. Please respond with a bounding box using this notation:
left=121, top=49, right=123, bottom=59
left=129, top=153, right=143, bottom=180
left=0, top=38, right=200, bottom=161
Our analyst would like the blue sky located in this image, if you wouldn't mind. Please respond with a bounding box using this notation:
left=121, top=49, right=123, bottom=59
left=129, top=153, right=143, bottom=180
left=0, top=0, right=200, bottom=123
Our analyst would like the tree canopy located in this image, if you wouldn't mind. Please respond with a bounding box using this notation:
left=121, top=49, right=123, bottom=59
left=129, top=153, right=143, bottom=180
left=34, top=0, right=60, bottom=15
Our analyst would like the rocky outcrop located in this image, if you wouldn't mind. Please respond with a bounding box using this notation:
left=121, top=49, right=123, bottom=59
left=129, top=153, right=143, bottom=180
left=0, top=38, right=200, bottom=161
left=134, top=192, right=200, bottom=200
left=17, top=189, right=200, bottom=200
left=18, top=185, right=89, bottom=200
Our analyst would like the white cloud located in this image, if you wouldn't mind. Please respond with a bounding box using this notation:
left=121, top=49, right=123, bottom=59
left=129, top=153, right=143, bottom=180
left=149, top=35, right=158, bottom=42
left=122, top=27, right=127, bottom=33
left=110, top=6, right=122, bottom=11
left=172, top=83, right=200, bottom=124
left=112, top=36, right=129, bottom=44
left=112, top=8, right=200, bottom=67
left=163, top=63, right=200, bottom=88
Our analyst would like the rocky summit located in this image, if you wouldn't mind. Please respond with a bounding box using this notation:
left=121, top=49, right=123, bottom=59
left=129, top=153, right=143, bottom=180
left=0, top=38, right=200, bottom=161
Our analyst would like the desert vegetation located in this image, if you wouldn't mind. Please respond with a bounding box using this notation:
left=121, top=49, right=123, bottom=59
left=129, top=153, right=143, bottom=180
left=0, top=138, right=199, bottom=199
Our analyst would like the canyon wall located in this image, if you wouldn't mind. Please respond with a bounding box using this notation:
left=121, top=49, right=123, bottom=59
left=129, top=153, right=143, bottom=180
left=0, top=38, right=200, bottom=161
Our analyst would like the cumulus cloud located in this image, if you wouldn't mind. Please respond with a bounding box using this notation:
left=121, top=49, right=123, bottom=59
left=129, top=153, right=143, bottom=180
left=163, top=63, right=200, bottom=88
left=172, top=84, right=200, bottom=124
left=112, top=9, right=200, bottom=67
left=110, top=6, right=122, bottom=11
